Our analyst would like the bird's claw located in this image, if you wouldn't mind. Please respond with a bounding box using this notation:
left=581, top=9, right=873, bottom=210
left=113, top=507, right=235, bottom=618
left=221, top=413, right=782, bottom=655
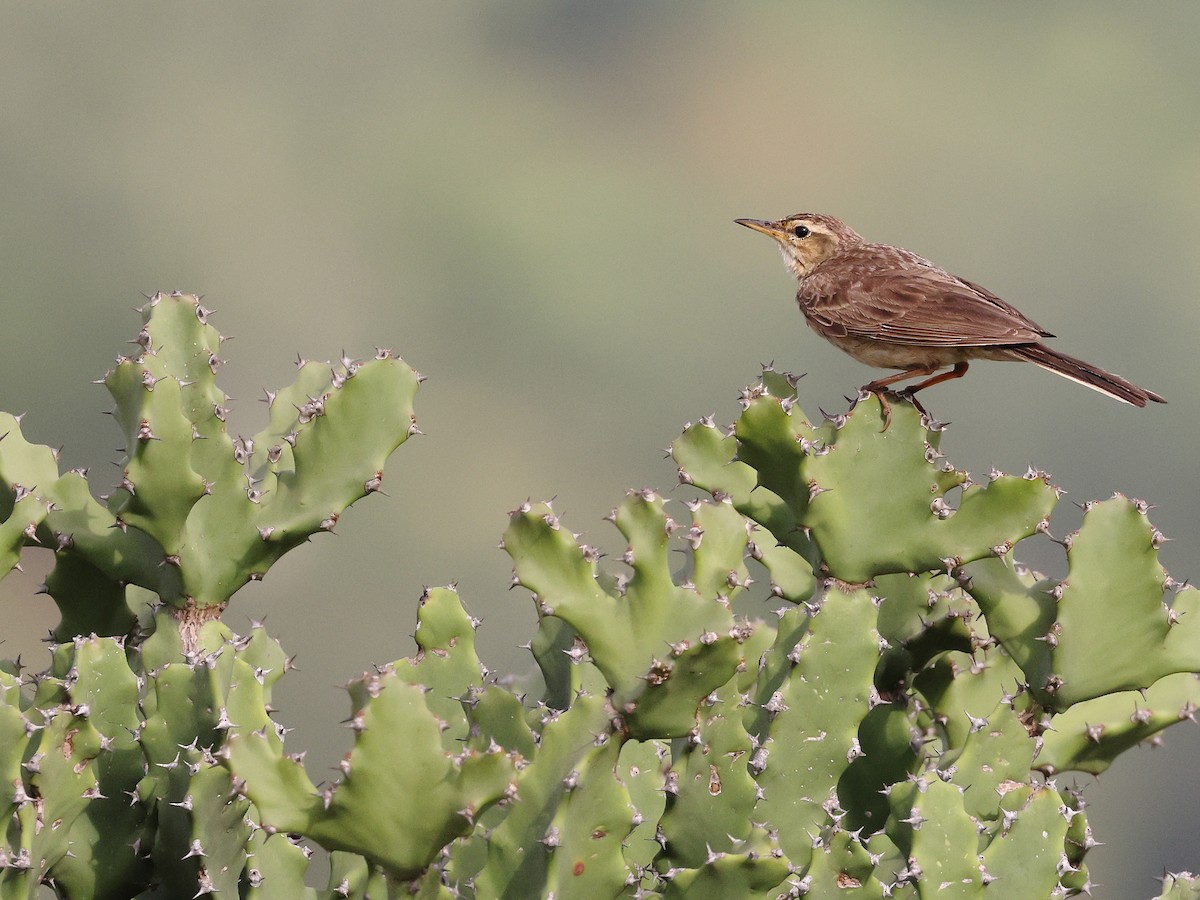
left=859, top=387, right=893, bottom=431
left=860, top=387, right=929, bottom=432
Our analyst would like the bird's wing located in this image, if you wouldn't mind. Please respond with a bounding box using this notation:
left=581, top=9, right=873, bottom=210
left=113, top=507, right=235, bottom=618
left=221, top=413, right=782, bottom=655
left=799, top=244, right=1052, bottom=348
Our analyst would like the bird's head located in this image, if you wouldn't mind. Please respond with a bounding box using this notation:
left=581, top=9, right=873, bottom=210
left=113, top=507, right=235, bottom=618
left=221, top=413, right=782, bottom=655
left=735, top=213, right=862, bottom=279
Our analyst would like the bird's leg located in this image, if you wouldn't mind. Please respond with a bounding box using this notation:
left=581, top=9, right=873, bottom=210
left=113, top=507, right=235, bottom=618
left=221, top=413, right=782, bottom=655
left=859, top=363, right=970, bottom=428
left=902, top=390, right=930, bottom=420
left=862, top=365, right=940, bottom=394
left=898, top=361, right=970, bottom=397
left=861, top=365, right=939, bottom=430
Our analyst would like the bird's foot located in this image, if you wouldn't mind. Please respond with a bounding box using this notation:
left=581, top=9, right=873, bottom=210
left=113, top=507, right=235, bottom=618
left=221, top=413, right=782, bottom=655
left=858, top=387, right=894, bottom=431
left=859, top=386, right=934, bottom=432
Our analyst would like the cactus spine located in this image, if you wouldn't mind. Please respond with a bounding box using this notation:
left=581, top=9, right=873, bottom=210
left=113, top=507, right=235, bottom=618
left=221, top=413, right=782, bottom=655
left=1, top=305, right=1195, bottom=897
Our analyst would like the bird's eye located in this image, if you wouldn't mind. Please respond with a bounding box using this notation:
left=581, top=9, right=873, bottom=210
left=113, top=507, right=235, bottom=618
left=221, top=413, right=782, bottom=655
left=792, top=225, right=810, bottom=238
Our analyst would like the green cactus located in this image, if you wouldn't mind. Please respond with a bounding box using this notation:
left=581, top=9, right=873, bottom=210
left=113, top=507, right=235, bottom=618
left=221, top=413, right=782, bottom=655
left=1157, top=873, right=1200, bottom=900
left=1, top=292, right=420, bottom=644
left=659, top=827, right=792, bottom=899
left=667, top=369, right=1197, bottom=894
left=42, top=636, right=151, bottom=899
left=2, top=302, right=1197, bottom=899
left=223, top=594, right=518, bottom=879
left=241, top=829, right=317, bottom=900
left=751, top=586, right=882, bottom=869
left=0, top=297, right=423, bottom=897
left=470, top=687, right=612, bottom=897
left=502, top=494, right=749, bottom=740
left=2, top=703, right=103, bottom=896
left=656, top=627, right=770, bottom=866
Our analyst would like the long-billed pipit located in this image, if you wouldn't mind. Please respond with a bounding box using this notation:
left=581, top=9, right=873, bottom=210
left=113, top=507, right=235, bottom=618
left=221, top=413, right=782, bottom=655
left=736, top=213, right=1164, bottom=422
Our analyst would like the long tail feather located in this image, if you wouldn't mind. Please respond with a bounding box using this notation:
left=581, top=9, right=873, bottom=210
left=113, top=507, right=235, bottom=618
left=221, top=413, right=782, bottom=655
left=1009, top=344, right=1165, bottom=407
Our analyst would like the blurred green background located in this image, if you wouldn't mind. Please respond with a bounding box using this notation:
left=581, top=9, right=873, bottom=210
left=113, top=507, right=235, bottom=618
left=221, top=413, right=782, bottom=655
left=2, top=4, right=1197, bottom=895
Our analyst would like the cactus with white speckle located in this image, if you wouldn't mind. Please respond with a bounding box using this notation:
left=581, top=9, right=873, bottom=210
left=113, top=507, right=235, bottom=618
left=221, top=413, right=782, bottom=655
left=663, top=368, right=1200, bottom=895
left=1, top=292, right=420, bottom=644
left=1157, top=873, right=1200, bottom=899
left=0, top=296, right=422, bottom=897
left=2, top=299, right=1197, bottom=898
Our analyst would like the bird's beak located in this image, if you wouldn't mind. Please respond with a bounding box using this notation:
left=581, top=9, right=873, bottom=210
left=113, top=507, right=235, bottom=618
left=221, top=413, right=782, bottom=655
left=735, top=218, right=786, bottom=240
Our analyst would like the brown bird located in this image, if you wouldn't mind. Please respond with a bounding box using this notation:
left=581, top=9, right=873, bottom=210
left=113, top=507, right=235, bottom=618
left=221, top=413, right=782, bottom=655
left=736, top=213, right=1164, bottom=422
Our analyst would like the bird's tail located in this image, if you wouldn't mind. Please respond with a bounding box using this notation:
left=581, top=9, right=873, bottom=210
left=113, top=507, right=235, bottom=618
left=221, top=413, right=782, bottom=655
left=1008, top=344, right=1165, bottom=407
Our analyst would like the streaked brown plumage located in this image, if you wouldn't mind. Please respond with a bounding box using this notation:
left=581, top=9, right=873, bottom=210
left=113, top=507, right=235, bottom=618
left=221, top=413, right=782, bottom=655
left=736, top=213, right=1165, bottom=417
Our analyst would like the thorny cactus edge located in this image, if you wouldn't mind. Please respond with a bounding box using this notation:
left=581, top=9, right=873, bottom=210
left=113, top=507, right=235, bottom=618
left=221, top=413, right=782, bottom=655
left=0, top=292, right=421, bottom=645
left=0, top=305, right=1196, bottom=898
